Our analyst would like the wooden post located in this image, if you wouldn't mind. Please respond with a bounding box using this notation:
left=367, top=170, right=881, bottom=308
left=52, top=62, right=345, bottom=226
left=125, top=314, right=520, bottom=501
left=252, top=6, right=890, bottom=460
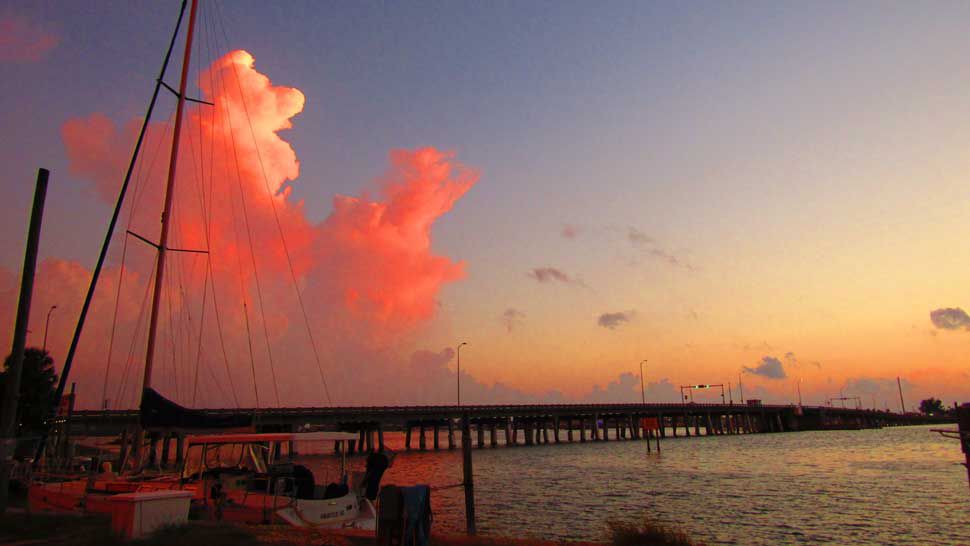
left=448, top=419, right=456, bottom=450
left=461, top=414, right=476, bottom=535
left=0, top=168, right=49, bottom=513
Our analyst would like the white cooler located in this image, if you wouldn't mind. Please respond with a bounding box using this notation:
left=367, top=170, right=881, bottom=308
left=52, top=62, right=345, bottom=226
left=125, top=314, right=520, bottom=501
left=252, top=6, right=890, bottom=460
left=106, top=490, right=193, bottom=539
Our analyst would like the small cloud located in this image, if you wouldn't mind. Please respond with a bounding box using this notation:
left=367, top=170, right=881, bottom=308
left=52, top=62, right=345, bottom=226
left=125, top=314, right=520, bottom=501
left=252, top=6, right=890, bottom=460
left=627, top=227, right=654, bottom=247
left=743, top=356, right=787, bottom=379
left=930, top=307, right=970, bottom=331
left=528, top=266, right=582, bottom=286
left=561, top=224, right=579, bottom=240
left=597, top=310, right=634, bottom=330
left=626, top=226, right=694, bottom=271
left=0, top=14, right=59, bottom=62
left=500, top=308, right=525, bottom=333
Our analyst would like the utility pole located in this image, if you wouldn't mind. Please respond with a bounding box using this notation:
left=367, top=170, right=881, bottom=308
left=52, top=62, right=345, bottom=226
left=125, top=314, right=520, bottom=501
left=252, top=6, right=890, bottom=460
left=738, top=373, right=745, bottom=404
left=0, top=168, right=49, bottom=514
left=896, top=376, right=906, bottom=414
left=639, top=360, right=647, bottom=405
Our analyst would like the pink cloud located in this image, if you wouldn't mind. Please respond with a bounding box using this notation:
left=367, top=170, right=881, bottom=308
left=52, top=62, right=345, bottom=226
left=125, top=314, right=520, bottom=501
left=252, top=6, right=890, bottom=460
left=0, top=14, right=59, bottom=62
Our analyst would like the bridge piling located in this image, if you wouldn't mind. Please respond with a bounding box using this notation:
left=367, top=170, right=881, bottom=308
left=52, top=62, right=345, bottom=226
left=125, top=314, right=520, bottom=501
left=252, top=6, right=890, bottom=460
left=448, top=420, right=455, bottom=449
left=489, top=423, right=497, bottom=447
left=405, top=424, right=412, bottom=450
left=433, top=423, right=440, bottom=450
left=419, top=424, right=427, bottom=451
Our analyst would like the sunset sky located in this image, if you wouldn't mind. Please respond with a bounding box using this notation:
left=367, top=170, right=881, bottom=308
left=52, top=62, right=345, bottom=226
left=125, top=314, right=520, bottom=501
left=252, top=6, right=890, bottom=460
left=1, top=1, right=968, bottom=409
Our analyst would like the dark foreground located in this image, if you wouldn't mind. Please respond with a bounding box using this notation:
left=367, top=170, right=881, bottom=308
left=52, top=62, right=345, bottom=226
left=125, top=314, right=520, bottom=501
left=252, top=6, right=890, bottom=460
left=0, top=513, right=698, bottom=546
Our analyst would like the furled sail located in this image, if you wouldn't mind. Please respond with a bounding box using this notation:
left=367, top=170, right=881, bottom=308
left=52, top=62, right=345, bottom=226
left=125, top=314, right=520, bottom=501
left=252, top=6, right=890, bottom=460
left=140, top=388, right=252, bottom=428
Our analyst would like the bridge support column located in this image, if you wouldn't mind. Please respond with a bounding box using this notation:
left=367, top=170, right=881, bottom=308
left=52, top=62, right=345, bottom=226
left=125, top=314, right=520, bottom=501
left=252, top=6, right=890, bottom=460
left=693, top=416, right=701, bottom=436
left=174, top=433, right=185, bottom=467
left=504, top=420, right=512, bottom=446
left=405, top=425, right=412, bottom=450
left=160, top=432, right=171, bottom=468
left=542, top=420, right=549, bottom=444
left=433, top=424, right=440, bottom=450
left=524, top=421, right=534, bottom=446
left=593, top=414, right=601, bottom=441
left=378, top=424, right=385, bottom=451
left=147, top=432, right=159, bottom=467
left=359, top=429, right=367, bottom=453
left=511, top=421, right=519, bottom=445
left=776, top=413, right=785, bottom=432
left=554, top=417, right=561, bottom=443
left=367, top=428, right=375, bottom=452
left=616, top=418, right=622, bottom=440
left=477, top=423, right=485, bottom=448
left=419, top=424, right=427, bottom=450
left=490, top=423, right=497, bottom=447
left=448, top=420, right=455, bottom=450
left=658, top=414, right=666, bottom=438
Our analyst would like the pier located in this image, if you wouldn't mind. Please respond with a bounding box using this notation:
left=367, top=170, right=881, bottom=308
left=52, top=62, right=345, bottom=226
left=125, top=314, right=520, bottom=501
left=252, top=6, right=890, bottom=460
left=65, top=403, right=949, bottom=456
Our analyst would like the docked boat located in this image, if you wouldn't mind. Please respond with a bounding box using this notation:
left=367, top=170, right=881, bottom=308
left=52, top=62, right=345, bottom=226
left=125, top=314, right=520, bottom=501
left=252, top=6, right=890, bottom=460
left=29, top=431, right=385, bottom=530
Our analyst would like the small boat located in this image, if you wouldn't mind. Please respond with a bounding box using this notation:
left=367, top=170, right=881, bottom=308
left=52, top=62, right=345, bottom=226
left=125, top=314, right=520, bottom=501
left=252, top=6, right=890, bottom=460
left=29, top=431, right=386, bottom=530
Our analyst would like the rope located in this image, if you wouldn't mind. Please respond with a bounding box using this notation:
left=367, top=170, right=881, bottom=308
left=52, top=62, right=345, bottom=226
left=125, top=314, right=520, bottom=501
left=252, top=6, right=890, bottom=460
left=212, top=0, right=332, bottom=405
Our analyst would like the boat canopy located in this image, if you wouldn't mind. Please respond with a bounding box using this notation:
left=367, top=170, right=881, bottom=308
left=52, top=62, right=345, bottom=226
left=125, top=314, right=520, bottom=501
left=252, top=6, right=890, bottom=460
left=186, top=431, right=358, bottom=446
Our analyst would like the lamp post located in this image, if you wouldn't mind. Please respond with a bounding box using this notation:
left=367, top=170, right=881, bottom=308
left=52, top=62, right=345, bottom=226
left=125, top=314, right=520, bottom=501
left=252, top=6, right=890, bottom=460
left=42, top=304, right=57, bottom=352
left=457, top=342, right=467, bottom=407
left=639, top=360, right=647, bottom=405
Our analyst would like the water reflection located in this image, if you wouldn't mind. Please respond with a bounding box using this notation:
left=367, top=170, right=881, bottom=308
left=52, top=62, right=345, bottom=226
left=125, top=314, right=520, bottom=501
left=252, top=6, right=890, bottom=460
left=301, top=425, right=967, bottom=544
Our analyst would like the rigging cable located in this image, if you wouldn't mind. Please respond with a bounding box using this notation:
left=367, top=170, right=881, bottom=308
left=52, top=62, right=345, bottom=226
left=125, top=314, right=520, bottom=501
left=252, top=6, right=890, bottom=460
left=213, top=0, right=332, bottom=404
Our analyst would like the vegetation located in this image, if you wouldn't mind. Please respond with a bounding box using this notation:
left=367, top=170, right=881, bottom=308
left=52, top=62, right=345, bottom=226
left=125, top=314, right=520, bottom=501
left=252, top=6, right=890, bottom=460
left=918, top=397, right=946, bottom=416
left=0, top=347, right=58, bottom=435
left=608, top=516, right=696, bottom=546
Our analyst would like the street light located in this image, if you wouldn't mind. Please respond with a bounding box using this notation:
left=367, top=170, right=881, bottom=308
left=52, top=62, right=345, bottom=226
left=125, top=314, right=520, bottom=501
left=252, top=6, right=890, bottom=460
left=456, top=342, right=468, bottom=407
left=639, top=360, right=648, bottom=405
left=42, top=305, right=57, bottom=352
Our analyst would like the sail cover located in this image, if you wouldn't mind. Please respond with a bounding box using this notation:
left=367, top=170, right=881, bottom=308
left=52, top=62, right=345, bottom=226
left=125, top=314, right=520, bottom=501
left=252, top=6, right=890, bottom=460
left=140, top=388, right=252, bottom=428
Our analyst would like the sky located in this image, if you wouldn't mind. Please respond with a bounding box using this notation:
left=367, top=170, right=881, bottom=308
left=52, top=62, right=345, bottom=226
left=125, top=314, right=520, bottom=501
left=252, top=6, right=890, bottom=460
left=1, top=0, right=968, bottom=410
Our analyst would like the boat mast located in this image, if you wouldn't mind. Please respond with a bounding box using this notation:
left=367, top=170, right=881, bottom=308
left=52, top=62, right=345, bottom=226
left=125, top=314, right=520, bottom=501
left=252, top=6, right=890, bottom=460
left=142, top=0, right=200, bottom=398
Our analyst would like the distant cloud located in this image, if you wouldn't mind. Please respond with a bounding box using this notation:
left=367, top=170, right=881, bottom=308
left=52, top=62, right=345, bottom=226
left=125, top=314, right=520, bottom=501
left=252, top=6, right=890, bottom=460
left=561, top=224, right=579, bottom=240
left=0, top=14, right=59, bottom=62
left=625, top=226, right=694, bottom=271
left=930, top=307, right=970, bottom=331
left=744, top=356, right=787, bottom=379
left=500, top=308, right=525, bottom=333
left=527, top=266, right=584, bottom=286
left=627, top=227, right=655, bottom=247
left=597, top=310, right=634, bottom=330
left=785, top=351, right=821, bottom=370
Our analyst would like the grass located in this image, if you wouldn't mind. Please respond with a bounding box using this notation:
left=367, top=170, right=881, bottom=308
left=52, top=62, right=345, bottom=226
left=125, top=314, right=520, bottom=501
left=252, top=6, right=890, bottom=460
left=607, top=516, right=697, bottom=546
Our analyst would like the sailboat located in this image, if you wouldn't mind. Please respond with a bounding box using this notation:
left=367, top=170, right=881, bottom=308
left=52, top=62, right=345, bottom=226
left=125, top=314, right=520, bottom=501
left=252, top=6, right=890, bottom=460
left=26, top=0, right=384, bottom=529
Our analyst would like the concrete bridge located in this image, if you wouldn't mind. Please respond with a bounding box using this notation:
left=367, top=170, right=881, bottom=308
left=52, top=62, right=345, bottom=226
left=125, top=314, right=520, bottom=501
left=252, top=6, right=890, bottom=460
left=65, top=403, right=950, bottom=457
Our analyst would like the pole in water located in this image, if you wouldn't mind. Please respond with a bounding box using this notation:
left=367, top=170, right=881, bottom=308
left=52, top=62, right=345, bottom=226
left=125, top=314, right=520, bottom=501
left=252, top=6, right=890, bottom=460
left=896, top=376, right=906, bottom=414
left=461, top=413, right=476, bottom=535
left=0, top=168, right=49, bottom=514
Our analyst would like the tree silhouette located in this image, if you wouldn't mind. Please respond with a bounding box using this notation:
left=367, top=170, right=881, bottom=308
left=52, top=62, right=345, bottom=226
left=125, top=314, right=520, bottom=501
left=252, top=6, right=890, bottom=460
left=918, top=397, right=945, bottom=416
left=0, top=347, right=58, bottom=435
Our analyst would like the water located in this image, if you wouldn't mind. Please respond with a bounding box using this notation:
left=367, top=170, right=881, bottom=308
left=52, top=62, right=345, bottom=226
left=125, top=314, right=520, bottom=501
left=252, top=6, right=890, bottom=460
left=316, top=425, right=967, bottom=545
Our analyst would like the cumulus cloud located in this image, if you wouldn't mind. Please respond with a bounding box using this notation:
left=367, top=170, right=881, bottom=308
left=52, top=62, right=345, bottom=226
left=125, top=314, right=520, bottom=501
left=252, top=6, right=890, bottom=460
left=500, top=308, right=525, bottom=333
left=587, top=373, right=680, bottom=403
left=597, top=310, right=634, bottom=330
left=0, top=14, right=59, bottom=62
left=930, top=307, right=970, bottom=331
left=17, top=50, right=478, bottom=409
left=744, top=356, right=787, bottom=379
